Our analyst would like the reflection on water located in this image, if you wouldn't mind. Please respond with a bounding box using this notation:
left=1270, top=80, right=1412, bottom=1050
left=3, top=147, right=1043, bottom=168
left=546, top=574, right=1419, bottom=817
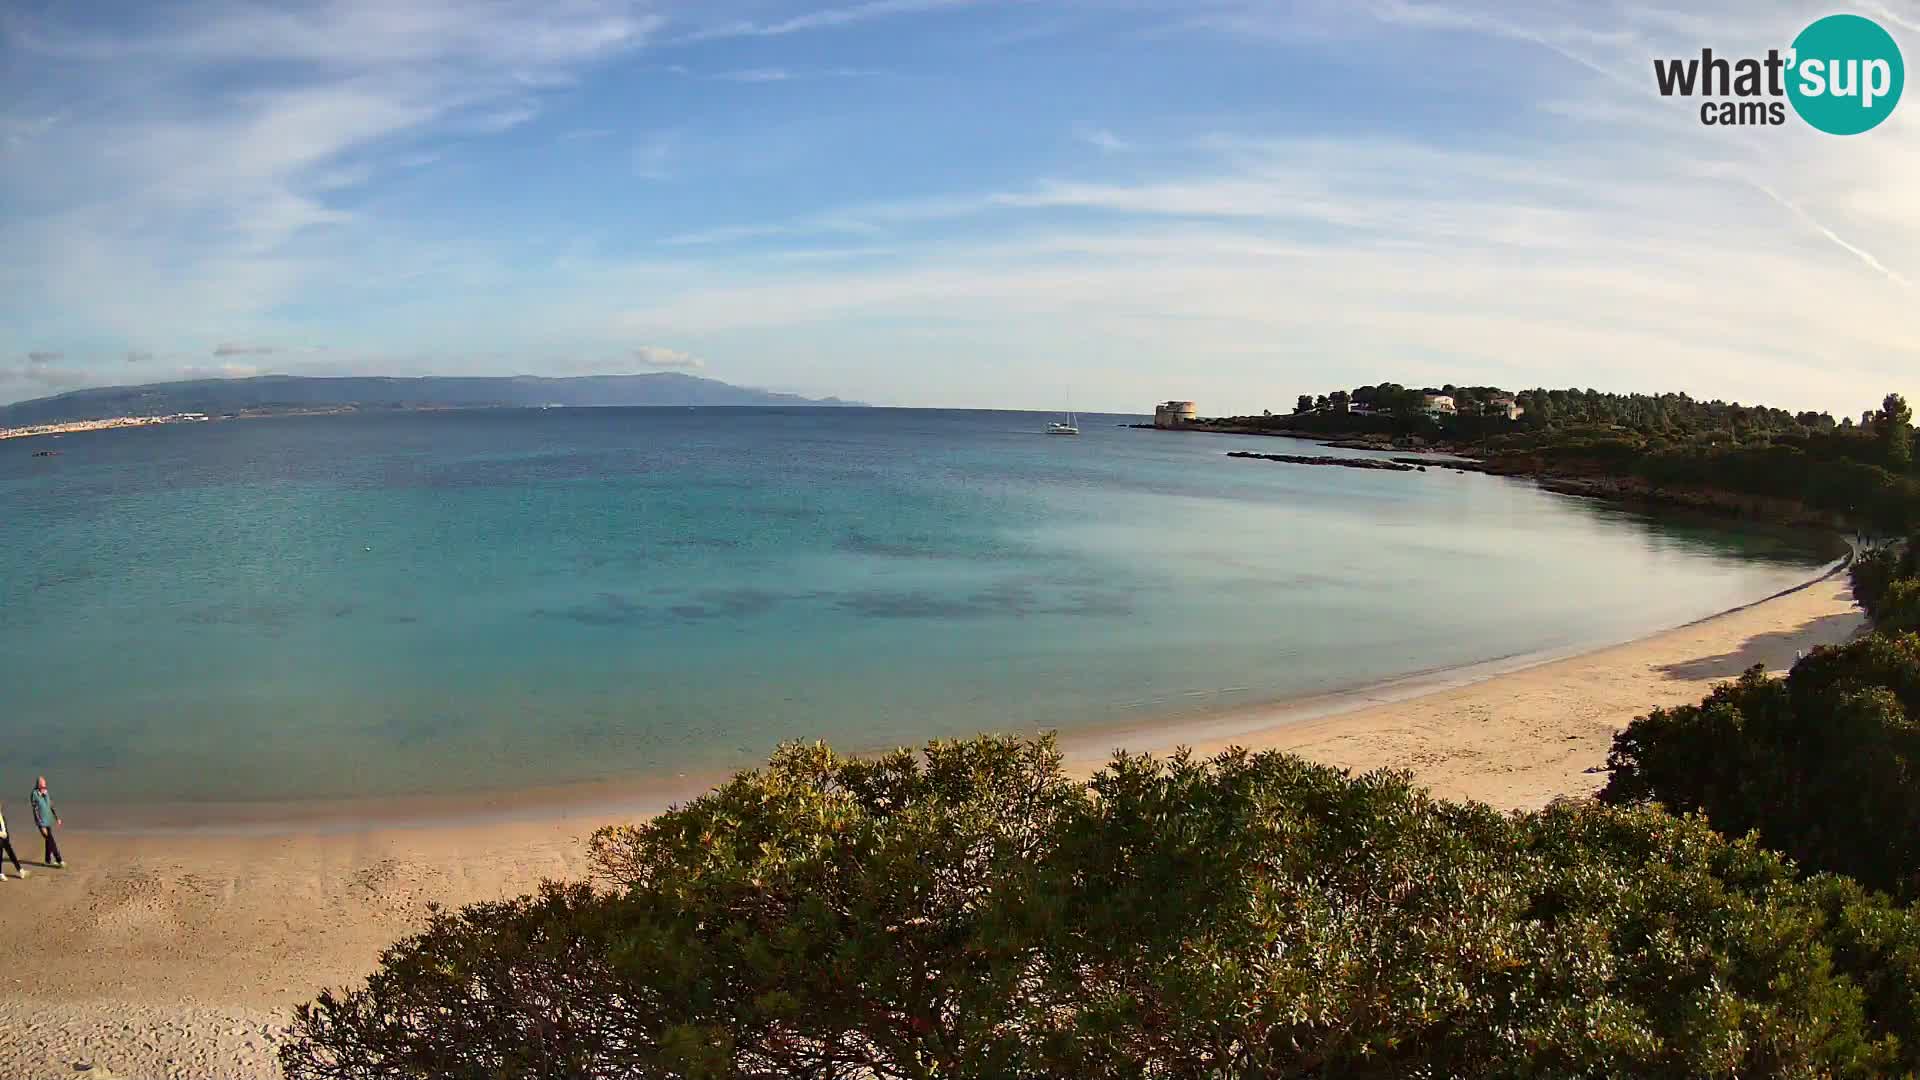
left=0, top=408, right=1833, bottom=809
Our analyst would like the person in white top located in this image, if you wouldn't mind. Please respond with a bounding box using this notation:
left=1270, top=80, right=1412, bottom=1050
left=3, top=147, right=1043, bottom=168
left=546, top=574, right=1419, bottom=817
left=0, top=802, right=26, bottom=880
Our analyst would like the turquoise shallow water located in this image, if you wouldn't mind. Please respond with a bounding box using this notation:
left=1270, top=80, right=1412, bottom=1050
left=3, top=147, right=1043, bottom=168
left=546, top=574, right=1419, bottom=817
left=0, top=408, right=1831, bottom=810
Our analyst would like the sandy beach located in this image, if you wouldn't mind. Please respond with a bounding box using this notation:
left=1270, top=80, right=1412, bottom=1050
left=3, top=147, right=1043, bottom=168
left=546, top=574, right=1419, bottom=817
left=0, top=570, right=1864, bottom=1079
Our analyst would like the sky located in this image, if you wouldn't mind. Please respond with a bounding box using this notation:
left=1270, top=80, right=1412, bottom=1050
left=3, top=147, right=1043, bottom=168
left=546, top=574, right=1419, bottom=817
left=1, top=0, right=1917, bottom=415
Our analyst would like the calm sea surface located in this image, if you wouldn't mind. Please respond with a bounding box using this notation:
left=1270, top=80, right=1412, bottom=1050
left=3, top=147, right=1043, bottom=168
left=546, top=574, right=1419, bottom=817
left=0, top=408, right=1832, bottom=809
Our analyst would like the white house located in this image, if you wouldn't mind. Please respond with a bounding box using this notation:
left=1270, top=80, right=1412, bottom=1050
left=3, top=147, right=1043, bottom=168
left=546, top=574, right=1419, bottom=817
left=1483, top=395, right=1524, bottom=421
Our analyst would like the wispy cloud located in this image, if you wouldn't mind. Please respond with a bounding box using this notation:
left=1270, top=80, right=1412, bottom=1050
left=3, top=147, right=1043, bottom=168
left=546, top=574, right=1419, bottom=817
left=213, top=344, right=278, bottom=357
left=11, top=0, right=660, bottom=67
left=610, top=103, right=1920, bottom=413
left=707, top=65, right=876, bottom=82
left=1, top=0, right=660, bottom=342
left=465, top=100, right=543, bottom=134
left=26, top=351, right=63, bottom=363
left=0, top=360, right=95, bottom=396
left=1863, top=2, right=1920, bottom=35
left=1744, top=179, right=1913, bottom=290
left=6, top=0, right=1918, bottom=416
left=0, top=112, right=63, bottom=152
left=677, top=0, right=985, bottom=42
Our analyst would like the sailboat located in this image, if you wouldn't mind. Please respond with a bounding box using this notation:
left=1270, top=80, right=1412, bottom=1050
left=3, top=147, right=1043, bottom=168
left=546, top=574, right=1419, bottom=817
left=1047, top=397, right=1080, bottom=435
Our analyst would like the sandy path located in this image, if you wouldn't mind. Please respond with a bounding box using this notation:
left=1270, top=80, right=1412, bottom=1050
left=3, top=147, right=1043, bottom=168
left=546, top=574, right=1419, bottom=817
left=0, top=573, right=1863, bottom=1079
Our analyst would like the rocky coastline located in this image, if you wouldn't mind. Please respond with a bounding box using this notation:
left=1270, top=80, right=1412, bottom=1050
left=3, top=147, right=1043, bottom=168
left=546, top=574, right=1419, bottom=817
left=1429, top=456, right=1849, bottom=530
left=1169, top=424, right=1849, bottom=533
left=1226, top=450, right=1422, bottom=472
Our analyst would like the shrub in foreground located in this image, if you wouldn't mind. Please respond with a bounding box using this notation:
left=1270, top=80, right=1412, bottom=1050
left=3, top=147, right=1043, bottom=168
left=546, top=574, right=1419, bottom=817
left=284, top=735, right=1920, bottom=1079
left=1851, top=544, right=1905, bottom=617
left=1603, top=633, right=1920, bottom=898
left=1852, top=541, right=1919, bottom=629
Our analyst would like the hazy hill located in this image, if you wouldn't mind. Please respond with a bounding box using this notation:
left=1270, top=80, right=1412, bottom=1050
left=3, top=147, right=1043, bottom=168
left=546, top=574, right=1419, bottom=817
left=0, top=373, right=861, bottom=426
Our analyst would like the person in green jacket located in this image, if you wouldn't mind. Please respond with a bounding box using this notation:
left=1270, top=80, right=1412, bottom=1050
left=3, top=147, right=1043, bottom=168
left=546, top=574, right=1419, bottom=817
left=0, top=802, right=24, bottom=880
left=30, top=777, right=62, bottom=868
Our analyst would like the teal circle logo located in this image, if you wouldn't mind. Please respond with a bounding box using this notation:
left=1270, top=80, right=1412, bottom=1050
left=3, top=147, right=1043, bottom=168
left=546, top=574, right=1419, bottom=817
left=1788, top=14, right=1904, bottom=135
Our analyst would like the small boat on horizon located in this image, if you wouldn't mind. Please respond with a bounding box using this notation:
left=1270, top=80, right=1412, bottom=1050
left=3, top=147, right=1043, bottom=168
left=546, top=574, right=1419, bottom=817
left=1047, top=398, right=1079, bottom=435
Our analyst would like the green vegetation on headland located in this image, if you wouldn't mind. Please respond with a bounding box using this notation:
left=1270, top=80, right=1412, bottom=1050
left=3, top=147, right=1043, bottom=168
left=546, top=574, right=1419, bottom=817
left=1201, top=384, right=1918, bottom=534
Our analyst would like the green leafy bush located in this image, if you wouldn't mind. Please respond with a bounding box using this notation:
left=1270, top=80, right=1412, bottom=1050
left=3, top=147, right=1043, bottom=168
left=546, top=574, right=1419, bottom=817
left=284, top=735, right=1920, bottom=1079
left=1853, top=542, right=1918, bottom=625
left=1853, top=545, right=1906, bottom=616
left=1603, top=635, right=1920, bottom=898
left=1874, top=579, right=1920, bottom=636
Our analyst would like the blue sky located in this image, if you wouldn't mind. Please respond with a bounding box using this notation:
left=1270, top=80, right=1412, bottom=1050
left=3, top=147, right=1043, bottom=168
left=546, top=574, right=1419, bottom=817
left=2, top=0, right=1916, bottom=414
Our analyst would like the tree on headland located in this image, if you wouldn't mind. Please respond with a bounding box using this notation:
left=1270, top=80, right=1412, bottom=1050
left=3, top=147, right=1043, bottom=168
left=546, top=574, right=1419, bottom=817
left=1201, top=384, right=1920, bottom=535
left=1879, top=392, right=1913, bottom=471
left=1295, top=394, right=1313, bottom=414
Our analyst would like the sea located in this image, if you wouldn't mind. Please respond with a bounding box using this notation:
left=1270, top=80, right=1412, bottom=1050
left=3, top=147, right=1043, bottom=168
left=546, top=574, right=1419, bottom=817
left=0, top=407, right=1835, bottom=813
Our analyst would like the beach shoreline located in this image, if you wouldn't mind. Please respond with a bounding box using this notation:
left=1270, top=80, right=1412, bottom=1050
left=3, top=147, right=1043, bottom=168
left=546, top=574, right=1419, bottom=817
left=0, top=565, right=1867, bottom=1078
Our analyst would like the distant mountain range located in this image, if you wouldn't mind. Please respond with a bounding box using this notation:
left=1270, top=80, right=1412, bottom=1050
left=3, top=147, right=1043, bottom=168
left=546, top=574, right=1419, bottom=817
left=0, top=373, right=863, bottom=427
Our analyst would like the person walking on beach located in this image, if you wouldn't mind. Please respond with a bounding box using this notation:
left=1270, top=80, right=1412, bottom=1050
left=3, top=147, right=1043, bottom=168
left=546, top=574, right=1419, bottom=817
left=0, top=801, right=25, bottom=880
left=30, top=777, right=63, bottom=868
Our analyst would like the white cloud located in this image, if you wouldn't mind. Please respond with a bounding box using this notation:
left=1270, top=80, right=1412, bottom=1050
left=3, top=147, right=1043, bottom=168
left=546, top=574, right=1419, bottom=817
left=26, top=351, right=64, bottom=364
left=1079, top=129, right=1131, bottom=153
left=632, top=345, right=706, bottom=370
left=213, top=344, right=278, bottom=357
